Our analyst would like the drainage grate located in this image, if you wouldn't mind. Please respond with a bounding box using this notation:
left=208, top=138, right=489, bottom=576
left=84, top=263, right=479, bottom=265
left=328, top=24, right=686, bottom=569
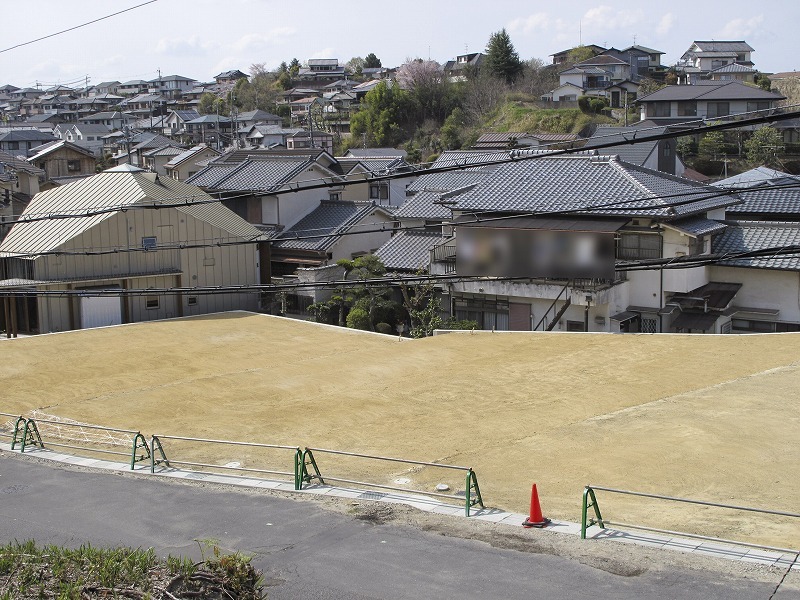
left=357, top=491, right=387, bottom=501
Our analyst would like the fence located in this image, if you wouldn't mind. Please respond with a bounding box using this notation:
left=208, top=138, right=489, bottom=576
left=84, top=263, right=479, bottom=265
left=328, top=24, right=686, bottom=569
left=150, top=434, right=302, bottom=488
left=581, top=484, right=800, bottom=553
left=0, top=412, right=23, bottom=445
left=299, top=447, right=483, bottom=516
left=4, top=412, right=149, bottom=470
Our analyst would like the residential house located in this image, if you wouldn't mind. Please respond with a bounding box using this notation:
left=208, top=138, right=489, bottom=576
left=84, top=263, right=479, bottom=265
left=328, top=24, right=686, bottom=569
left=442, top=53, right=485, bottom=81
left=78, top=110, right=135, bottom=130
left=164, top=144, right=220, bottom=181
left=297, top=59, right=347, bottom=86
left=184, top=114, right=232, bottom=148
left=601, top=45, right=667, bottom=81
left=58, top=123, right=111, bottom=156
left=238, top=124, right=302, bottom=149
left=0, top=130, right=57, bottom=155
left=89, top=81, right=121, bottom=96
left=637, top=81, right=784, bottom=123
left=676, top=41, right=755, bottom=84
left=423, top=151, right=751, bottom=334
left=27, top=140, right=97, bottom=181
left=118, top=94, right=168, bottom=119
left=142, top=145, right=187, bottom=175
left=583, top=125, right=685, bottom=176
left=0, top=165, right=268, bottom=333
left=114, top=133, right=183, bottom=167
left=236, top=109, right=282, bottom=130
left=708, top=63, right=757, bottom=83
left=543, top=54, right=639, bottom=107
left=285, top=130, right=334, bottom=154
left=214, top=70, right=249, bottom=85
left=117, top=80, right=150, bottom=96
left=271, top=200, right=394, bottom=274
left=148, top=75, right=198, bottom=99
left=0, top=150, right=43, bottom=240
left=163, top=109, right=201, bottom=138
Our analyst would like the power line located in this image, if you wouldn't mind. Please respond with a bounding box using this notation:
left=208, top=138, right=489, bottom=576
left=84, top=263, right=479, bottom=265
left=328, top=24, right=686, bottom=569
left=0, top=1, right=159, bottom=55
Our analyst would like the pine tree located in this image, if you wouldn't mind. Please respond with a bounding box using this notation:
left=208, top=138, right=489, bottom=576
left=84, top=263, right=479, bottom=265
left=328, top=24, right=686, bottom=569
left=485, top=28, right=524, bottom=85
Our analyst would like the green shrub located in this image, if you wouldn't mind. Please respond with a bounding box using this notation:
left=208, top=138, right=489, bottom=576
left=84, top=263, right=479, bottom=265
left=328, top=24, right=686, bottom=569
left=375, top=322, right=394, bottom=334
left=346, top=307, right=370, bottom=330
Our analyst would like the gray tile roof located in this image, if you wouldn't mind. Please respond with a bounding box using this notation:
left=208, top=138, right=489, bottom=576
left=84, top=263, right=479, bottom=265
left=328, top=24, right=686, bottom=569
left=584, top=126, right=668, bottom=166
left=375, top=229, right=443, bottom=271
left=187, top=156, right=310, bottom=191
left=691, top=41, right=755, bottom=53
left=345, top=148, right=407, bottom=158
left=713, top=221, right=800, bottom=270
left=710, top=63, right=756, bottom=74
left=449, top=155, right=739, bottom=219
left=724, top=186, right=800, bottom=217
left=638, top=81, right=784, bottom=102
left=274, top=201, right=383, bottom=251
left=666, top=215, right=728, bottom=236
left=429, top=150, right=509, bottom=169
left=713, top=167, right=800, bottom=189
left=393, top=190, right=452, bottom=220
left=407, top=169, right=490, bottom=193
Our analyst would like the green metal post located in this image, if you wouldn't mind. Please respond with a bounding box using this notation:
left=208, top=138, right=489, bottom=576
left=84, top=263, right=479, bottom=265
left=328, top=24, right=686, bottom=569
left=150, top=436, right=169, bottom=473
left=130, top=433, right=150, bottom=470
left=465, top=470, right=484, bottom=516
left=465, top=471, right=471, bottom=516
left=11, top=416, right=25, bottom=450
left=294, top=449, right=302, bottom=490
left=301, top=449, right=323, bottom=486
left=581, top=486, right=604, bottom=539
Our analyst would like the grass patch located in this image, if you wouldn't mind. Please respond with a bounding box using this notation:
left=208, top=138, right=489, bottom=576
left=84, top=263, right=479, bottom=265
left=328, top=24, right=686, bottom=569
left=0, top=540, right=264, bottom=599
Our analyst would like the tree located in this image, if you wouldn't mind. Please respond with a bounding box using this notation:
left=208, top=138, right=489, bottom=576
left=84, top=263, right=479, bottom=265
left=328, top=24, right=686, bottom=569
left=198, top=92, right=227, bottom=115
left=637, top=78, right=666, bottom=97
left=485, top=28, right=524, bottom=85
left=346, top=56, right=365, bottom=76
left=288, top=58, right=301, bottom=78
left=745, top=126, right=784, bottom=166
left=440, top=107, right=466, bottom=150
left=698, top=130, right=725, bottom=159
left=364, top=53, right=382, bottom=69
left=756, top=74, right=772, bottom=92
left=565, top=45, right=596, bottom=66
left=350, top=81, right=412, bottom=147
left=396, top=59, right=459, bottom=123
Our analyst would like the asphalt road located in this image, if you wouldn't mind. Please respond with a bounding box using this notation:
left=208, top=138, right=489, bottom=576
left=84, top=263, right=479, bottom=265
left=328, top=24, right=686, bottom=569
left=0, top=451, right=795, bottom=599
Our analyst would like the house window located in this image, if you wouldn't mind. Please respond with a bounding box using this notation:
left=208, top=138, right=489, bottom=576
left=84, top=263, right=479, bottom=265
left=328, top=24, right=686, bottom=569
left=145, top=297, right=160, bottom=310
left=7, top=141, right=19, bottom=150
left=187, top=296, right=198, bottom=306
left=689, top=235, right=705, bottom=256
left=67, top=160, right=81, bottom=172
left=647, top=102, right=670, bottom=118
left=747, top=101, right=770, bottom=113
left=706, top=102, right=730, bottom=118
left=369, top=182, right=389, bottom=201
left=617, top=233, right=661, bottom=260
left=566, top=320, right=585, bottom=332
left=141, top=236, right=157, bottom=250
left=678, top=101, right=697, bottom=116
left=329, top=191, right=341, bottom=201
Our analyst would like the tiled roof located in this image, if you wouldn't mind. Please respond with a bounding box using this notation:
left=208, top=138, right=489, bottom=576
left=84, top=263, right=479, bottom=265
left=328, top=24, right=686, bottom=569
left=407, top=170, right=491, bottom=193
left=345, top=148, right=407, bottom=158
left=665, top=215, right=728, bottom=236
left=638, top=81, right=784, bottom=102
left=449, top=155, right=739, bottom=219
left=164, top=144, right=218, bottom=169
left=713, top=167, right=800, bottom=189
left=724, top=186, right=800, bottom=217
left=375, top=229, right=443, bottom=271
left=273, top=201, right=383, bottom=251
left=584, top=126, right=668, bottom=166
left=713, top=221, right=800, bottom=270
left=710, top=63, right=756, bottom=74
left=691, top=41, right=754, bottom=53
left=429, top=150, right=509, bottom=169
left=187, top=156, right=310, bottom=191
left=0, top=150, right=44, bottom=178
left=142, top=145, right=185, bottom=157
left=577, top=55, right=628, bottom=65
left=393, top=190, right=452, bottom=220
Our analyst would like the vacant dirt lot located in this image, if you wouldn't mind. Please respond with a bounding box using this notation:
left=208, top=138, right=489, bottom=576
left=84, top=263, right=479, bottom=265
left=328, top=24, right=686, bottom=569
left=3, top=312, right=799, bottom=548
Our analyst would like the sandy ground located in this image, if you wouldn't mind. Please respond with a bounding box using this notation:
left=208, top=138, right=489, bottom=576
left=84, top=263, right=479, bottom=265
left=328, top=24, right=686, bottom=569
left=2, top=311, right=800, bottom=548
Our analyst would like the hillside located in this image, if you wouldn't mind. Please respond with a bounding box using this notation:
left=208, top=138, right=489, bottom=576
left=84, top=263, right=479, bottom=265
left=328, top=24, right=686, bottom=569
left=482, top=101, right=618, bottom=136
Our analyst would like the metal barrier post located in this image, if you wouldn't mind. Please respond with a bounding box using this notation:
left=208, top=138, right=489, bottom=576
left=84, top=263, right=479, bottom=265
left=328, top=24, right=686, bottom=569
left=293, top=448, right=302, bottom=490
left=129, top=432, right=151, bottom=470
left=150, top=435, right=169, bottom=473
left=581, top=486, right=604, bottom=539
left=465, top=469, right=484, bottom=516
left=11, top=416, right=25, bottom=449
left=19, top=419, right=43, bottom=453
left=300, top=449, right=324, bottom=487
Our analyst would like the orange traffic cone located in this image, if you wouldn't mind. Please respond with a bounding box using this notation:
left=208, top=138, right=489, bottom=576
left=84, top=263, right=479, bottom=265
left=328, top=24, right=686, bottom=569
left=522, top=483, right=551, bottom=528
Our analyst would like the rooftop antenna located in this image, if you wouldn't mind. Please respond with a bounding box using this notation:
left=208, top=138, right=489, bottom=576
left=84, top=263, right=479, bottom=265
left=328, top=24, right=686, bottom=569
left=633, top=34, right=637, bottom=45
left=579, top=20, right=582, bottom=45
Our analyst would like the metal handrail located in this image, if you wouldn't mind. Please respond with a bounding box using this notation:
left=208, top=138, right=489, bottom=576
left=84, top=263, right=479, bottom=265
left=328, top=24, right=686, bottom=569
left=533, top=280, right=571, bottom=331
left=301, top=447, right=484, bottom=516
left=150, top=434, right=302, bottom=488
left=581, top=484, right=800, bottom=553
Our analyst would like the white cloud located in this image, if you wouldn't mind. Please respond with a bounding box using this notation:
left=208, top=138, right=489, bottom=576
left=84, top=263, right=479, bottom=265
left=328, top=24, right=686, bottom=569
left=310, top=47, right=336, bottom=59
left=717, top=15, right=764, bottom=38
left=582, top=5, right=643, bottom=31
left=232, top=27, right=296, bottom=52
left=656, top=13, right=675, bottom=37
left=508, top=12, right=550, bottom=34
left=155, top=36, right=217, bottom=56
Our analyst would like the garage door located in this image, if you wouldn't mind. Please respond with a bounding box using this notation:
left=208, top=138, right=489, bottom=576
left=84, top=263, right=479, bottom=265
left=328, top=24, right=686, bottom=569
left=80, top=294, right=123, bottom=329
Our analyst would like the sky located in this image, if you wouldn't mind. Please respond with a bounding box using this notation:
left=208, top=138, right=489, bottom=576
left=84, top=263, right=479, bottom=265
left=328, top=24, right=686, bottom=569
left=0, top=0, right=796, bottom=88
